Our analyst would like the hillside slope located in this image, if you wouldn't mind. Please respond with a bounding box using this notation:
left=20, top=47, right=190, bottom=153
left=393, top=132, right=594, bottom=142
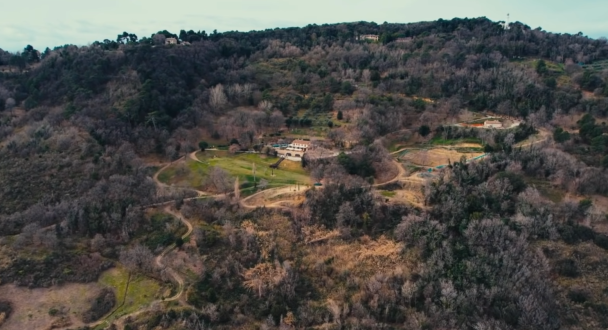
left=1, top=17, right=608, bottom=329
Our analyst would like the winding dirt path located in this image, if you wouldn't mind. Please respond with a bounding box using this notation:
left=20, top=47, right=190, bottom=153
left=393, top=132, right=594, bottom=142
left=71, top=206, right=194, bottom=330
left=154, top=206, right=193, bottom=301
left=515, top=128, right=550, bottom=148
left=239, top=160, right=406, bottom=210
left=62, top=163, right=201, bottom=330
left=373, top=160, right=406, bottom=187
left=240, top=185, right=307, bottom=210
left=151, top=155, right=212, bottom=198
left=189, top=151, right=204, bottom=164
left=152, top=156, right=184, bottom=188
left=73, top=147, right=463, bottom=327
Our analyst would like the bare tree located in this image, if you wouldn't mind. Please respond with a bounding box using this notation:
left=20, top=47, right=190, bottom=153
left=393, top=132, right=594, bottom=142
left=90, top=234, right=106, bottom=252
left=152, top=34, right=166, bottom=45
left=268, top=110, right=285, bottom=131
left=243, top=260, right=297, bottom=299
left=119, top=244, right=155, bottom=274
left=229, top=144, right=240, bottom=154
left=209, top=84, right=228, bottom=110
left=204, top=166, right=234, bottom=194
left=258, top=100, right=273, bottom=111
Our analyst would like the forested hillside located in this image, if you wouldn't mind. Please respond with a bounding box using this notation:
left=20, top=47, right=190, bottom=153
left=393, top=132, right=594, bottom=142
left=2, top=17, right=608, bottom=330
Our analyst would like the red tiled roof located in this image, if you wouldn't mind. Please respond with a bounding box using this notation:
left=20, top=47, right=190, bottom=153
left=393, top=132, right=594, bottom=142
left=291, top=139, right=311, bottom=146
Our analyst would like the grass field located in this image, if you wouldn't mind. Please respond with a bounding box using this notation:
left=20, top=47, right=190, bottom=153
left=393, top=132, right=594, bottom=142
left=430, top=137, right=482, bottom=146
left=158, top=151, right=311, bottom=192
left=0, top=282, right=104, bottom=330
left=400, top=148, right=485, bottom=167
left=380, top=190, right=396, bottom=198
left=98, top=267, right=163, bottom=322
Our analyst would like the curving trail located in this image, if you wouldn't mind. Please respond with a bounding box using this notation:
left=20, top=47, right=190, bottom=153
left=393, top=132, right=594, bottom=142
left=152, top=156, right=184, bottom=188
left=372, top=160, right=406, bottom=187
left=154, top=206, right=193, bottom=301
left=515, top=128, right=550, bottom=149
left=69, top=146, right=478, bottom=328
left=239, top=160, right=406, bottom=210
left=189, top=150, right=204, bottom=164
left=90, top=205, right=194, bottom=330
left=151, top=155, right=213, bottom=198
left=240, top=185, right=307, bottom=210
left=62, top=161, right=201, bottom=330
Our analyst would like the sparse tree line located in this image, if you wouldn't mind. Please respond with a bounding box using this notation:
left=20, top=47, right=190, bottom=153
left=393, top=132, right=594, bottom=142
left=2, top=17, right=608, bottom=138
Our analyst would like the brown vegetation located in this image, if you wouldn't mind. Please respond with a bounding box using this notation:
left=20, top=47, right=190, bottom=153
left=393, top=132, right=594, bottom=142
left=3, top=16, right=608, bottom=330
left=401, top=148, right=484, bottom=167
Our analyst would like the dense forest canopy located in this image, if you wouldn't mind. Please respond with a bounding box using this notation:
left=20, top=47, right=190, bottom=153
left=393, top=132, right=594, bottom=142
left=1, top=17, right=608, bottom=128
left=2, top=17, right=608, bottom=330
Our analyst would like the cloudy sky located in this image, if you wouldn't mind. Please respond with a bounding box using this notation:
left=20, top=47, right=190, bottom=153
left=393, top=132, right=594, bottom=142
left=2, top=0, right=607, bottom=52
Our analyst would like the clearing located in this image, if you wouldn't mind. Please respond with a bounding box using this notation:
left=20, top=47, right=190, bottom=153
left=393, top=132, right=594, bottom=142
left=303, top=233, right=413, bottom=281
left=399, top=148, right=485, bottom=167
left=158, top=151, right=311, bottom=193
left=98, top=267, right=163, bottom=323
left=0, top=282, right=105, bottom=330
left=241, top=184, right=308, bottom=209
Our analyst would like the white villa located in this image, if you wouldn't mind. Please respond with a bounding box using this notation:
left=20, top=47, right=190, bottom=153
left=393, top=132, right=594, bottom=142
left=483, top=120, right=503, bottom=128
left=276, top=139, right=311, bottom=161
left=359, top=34, right=379, bottom=41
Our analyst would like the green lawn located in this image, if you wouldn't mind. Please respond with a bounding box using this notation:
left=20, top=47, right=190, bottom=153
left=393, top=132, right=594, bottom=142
left=430, top=137, right=483, bottom=145
left=98, top=267, right=163, bottom=322
left=380, top=190, right=396, bottom=197
left=158, top=151, right=311, bottom=191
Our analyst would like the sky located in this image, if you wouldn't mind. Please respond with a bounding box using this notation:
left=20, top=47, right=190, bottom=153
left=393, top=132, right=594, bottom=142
left=1, top=0, right=607, bottom=52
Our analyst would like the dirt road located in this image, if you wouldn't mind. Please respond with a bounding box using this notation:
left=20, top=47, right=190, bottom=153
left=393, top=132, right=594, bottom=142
left=155, top=205, right=193, bottom=301
left=373, top=160, right=406, bottom=187
left=151, top=155, right=213, bottom=198
left=61, top=165, right=199, bottom=330
left=239, top=160, right=406, bottom=210
left=152, top=156, right=184, bottom=188
left=189, top=151, right=204, bottom=164
left=515, top=128, right=550, bottom=148
left=240, top=185, right=307, bottom=209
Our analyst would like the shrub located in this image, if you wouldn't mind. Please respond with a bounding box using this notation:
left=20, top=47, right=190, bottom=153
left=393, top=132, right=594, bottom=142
left=418, top=125, right=430, bottom=137
left=81, top=288, right=116, bottom=322
left=559, top=223, right=595, bottom=244
left=555, top=258, right=579, bottom=277
left=567, top=288, right=589, bottom=304
left=594, top=234, right=608, bottom=250
left=553, top=127, right=571, bottom=143
left=0, top=300, right=12, bottom=319
left=496, top=172, right=527, bottom=193
left=198, top=141, right=209, bottom=151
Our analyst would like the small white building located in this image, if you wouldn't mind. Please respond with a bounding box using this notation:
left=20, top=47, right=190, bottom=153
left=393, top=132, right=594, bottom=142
left=359, top=34, right=379, bottom=41
left=484, top=120, right=502, bottom=128
left=165, top=38, right=178, bottom=45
